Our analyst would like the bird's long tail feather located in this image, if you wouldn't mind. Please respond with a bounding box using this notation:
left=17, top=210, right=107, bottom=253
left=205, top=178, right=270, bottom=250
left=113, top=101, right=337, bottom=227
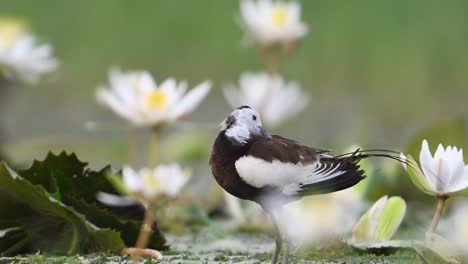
left=298, top=149, right=412, bottom=196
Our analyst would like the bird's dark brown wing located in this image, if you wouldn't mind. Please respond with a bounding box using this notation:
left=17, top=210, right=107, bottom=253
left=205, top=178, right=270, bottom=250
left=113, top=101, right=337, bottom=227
left=246, top=134, right=330, bottom=164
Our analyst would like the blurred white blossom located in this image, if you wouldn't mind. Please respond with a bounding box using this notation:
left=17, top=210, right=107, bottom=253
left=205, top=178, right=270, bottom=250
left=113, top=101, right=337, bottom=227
left=123, top=164, right=191, bottom=202
left=239, top=0, right=308, bottom=45
left=352, top=196, right=406, bottom=243
left=223, top=72, right=308, bottom=128
left=0, top=18, right=58, bottom=84
left=401, top=140, right=468, bottom=196
left=443, top=199, right=468, bottom=253
left=96, top=69, right=211, bottom=127
left=278, top=188, right=364, bottom=245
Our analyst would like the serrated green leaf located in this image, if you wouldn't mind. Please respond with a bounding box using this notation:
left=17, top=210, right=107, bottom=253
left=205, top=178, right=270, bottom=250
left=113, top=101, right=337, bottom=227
left=5, top=152, right=167, bottom=252
left=18, top=152, right=87, bottom=194
left=0, top=161, right=126, bottom=256
left=68, top=197, right=167, bottom=250
left=375, top=197, right=406, bottom=241
left=85, top=228, right=126, bottom=254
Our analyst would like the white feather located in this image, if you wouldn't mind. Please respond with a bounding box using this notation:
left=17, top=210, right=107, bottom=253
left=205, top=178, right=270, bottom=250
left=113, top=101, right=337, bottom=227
left=235, top=155, right=347, bottom=195
left=225, top=123, right=251, bottom=144
left=236, top=156, right=311, bottom=188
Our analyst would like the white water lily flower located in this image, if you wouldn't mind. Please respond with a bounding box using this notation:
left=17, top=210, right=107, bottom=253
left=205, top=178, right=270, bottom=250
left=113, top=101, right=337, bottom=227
left=96, top=69, right=211, bottom=127
left=278, top=188, right=364, bottom=244
left=352, top=196, right=406, bottom=243
left=240, top=0, right=308, bottom=45
left=0, top=18, right=58, bottom=84
left=223, top=71, right=309, bottom=128
left=123, top=164, right=191, bottom=201
left=400, top=140, right=468, bottom=196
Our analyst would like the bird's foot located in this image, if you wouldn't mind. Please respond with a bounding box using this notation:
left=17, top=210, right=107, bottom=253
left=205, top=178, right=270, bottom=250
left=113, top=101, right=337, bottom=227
left=122, top=247, right=163, bottom=260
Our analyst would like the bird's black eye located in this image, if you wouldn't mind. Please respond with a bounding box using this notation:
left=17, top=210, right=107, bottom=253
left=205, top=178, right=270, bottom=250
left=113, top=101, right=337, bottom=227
left=252, top=115, right=257, bottom=121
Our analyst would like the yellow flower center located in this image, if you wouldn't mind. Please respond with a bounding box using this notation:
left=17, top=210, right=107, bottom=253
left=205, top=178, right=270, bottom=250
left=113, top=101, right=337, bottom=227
left=143, top=172, right=162, bottom=190
left=0, top=18, right=26, bottom=50
left=272, top=7, right=288, bottom=27
left=145, top=90, right=168, bottom=111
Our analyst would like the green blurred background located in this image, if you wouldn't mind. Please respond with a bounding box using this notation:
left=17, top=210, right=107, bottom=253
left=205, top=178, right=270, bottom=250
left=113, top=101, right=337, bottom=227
left=0, top=0, right=467, bottom=166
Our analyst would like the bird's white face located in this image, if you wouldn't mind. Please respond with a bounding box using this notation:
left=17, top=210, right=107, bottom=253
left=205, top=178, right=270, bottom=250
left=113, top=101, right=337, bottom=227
left=221, top=106, right=270, bottom=144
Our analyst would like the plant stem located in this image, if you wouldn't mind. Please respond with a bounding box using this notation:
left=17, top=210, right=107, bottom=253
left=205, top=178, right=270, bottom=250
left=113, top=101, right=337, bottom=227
left=256, top=45, right=279, bottom=74
left=256, top=45, right=279, bottom=118
left=428, top=195, right=448, bottom=233
left=127, top=125, right=137, bottom=165
left=148, top=126, right=160, bottom=167
left=135, top=209, right=154, bottom=249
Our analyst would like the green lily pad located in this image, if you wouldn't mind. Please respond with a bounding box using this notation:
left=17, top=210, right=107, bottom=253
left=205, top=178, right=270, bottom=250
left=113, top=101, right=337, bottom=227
left=0, top=162, right=124, bottom=255
left=351, top=239, right=417, bottom=251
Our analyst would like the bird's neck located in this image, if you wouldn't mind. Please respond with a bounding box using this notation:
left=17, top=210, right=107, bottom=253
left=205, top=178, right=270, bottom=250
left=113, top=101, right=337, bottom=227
left=224, top=125, right=250, bottom=145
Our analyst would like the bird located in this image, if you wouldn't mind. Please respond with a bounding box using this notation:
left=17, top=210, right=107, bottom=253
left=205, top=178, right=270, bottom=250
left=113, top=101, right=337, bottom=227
left=209, top=106, right=407, bottom=264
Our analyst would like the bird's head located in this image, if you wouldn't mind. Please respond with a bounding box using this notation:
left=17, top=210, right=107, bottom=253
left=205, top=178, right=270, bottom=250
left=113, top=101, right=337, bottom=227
left=220, top=105, right=271, bottom=144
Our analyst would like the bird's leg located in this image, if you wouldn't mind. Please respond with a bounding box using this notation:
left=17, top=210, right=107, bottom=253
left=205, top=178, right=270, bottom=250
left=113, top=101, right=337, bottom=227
left=270, top=213, right=282, bottom=264
left=282, top=235, right=291, bottom=264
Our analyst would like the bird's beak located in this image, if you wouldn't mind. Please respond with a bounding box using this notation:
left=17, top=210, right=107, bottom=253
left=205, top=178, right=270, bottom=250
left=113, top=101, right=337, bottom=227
left=219, top=118, right=228, bottom=130
left=259, top=126, right=271, bottom=138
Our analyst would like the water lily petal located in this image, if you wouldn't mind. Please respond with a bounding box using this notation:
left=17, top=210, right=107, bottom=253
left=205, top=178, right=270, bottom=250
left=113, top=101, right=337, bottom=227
left=352, top=196, right=406, bottom=243
left=170, top=80, right=211, bottom=120
left=437, top=157, right=454, bottom=192
left=368, top=196, right=388, bottom=238
left=419, top=140, right=438, bottom=191
left=404, top=154, right=438, bottom=195
left=96, top=192, right=139, bottom=207
left=434, top=143, right=446, bottom=162
left=96, top=88, right=138, bottom=123
left=374, top=196, right=406, bottom=241
left=107, top=69, right=141, bottom=109
left=223, top=72, right=309, bottom=128
left=139, top=71, right=157, bottom=92
left=159, top=78, right=177, bottom=93
left=0, top=34, right=58, bottom=84
left=170, top=80, right=188, bottom=106
left=352, top=196, right=387, bottom=242
left=263, top=80, right=309, bottom=127
left=446, top=163, right=468, bottom=194
left=122, top=166, right=143, bottom=193
left=155, top=163, right=191, bottom=198
left=239, top=0, right=307, bottom=45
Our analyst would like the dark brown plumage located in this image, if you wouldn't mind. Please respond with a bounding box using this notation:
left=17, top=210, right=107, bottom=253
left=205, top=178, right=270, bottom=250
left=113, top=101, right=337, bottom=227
left=210, top=131, right=367, bottom=207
